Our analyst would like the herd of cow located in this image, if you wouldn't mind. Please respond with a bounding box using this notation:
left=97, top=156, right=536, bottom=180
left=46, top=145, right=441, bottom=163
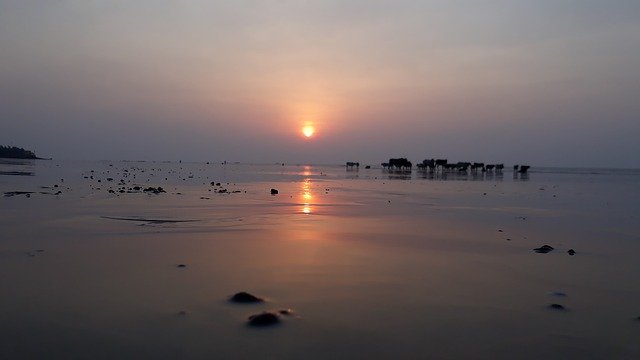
left=371, top=158, right=530, bottom=174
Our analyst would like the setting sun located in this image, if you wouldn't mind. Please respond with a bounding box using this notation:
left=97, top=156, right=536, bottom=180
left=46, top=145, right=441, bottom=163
left=302, top=126, right=315, bottom=138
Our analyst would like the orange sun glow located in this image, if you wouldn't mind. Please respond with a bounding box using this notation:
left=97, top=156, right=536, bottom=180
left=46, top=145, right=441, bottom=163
left=302, top=126, right=315, bottom=138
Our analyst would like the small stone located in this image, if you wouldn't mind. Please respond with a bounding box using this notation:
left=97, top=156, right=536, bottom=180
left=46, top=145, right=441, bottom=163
left=177, top=264, right=187, bottom=268
left=567, top=249, right=576, bottom=256
left=248, top=312, right=280, bottom=326
left=278, top=308, right=293, bottom=316
left=534, top=245, right=554, bottom=253
left=230, top=292, right=264, bottom=303
left=270, top=188, right=278, bottom=195
left=549, top=303, right=566, bottom=310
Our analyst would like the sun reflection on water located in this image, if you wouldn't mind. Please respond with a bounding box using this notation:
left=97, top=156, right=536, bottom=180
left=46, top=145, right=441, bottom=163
left=301, top=176, right=313, bottom=215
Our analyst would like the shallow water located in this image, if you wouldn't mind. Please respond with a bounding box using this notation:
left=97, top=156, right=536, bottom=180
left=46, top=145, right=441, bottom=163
left=1, top=160, right=639, bottom=359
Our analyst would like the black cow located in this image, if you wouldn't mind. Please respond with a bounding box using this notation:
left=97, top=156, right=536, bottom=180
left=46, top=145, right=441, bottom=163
left=389, top=158, right=412, bottom=170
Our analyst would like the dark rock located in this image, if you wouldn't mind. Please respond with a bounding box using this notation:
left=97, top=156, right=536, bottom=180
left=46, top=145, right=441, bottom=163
left=143, top=186, right=166, bottom=194
left=549, top=303, right=566, bottom=310
left=278, top=309, right=293, bottom=316
left=270, top=188, right=278, bottom=195
left=230, top=292, right=264, bottom=303
left=567, top=249, right=576, bottom=256
left=4, top=191, right=33, bottom=197
left=248, top=312, right=280, bottom=327
left=534, top=245, right=554, bottom=253
left=177, top=264, right=187, bottom=268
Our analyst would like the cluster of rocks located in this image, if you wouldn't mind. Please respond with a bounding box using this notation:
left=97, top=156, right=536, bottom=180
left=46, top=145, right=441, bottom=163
left=228, top=291, right=294, bottom=327
left=533, top=245, right=576, bottom=256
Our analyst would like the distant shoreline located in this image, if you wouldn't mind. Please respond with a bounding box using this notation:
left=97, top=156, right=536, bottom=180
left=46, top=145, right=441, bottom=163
left=0, top=145, right=50, bottom=160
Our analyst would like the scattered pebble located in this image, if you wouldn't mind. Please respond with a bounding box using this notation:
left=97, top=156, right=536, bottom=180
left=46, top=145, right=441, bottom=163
left=567, top=249, right=576, bottom=256
left=230, top=292, right=264, bottom=303
left=549, top=304, right=566, bottom=310
left=176, top=264, right=187, bottom=268
left=534, top=245, right=554, bottom=254
left=270, top=188, right=278, bottom=195
left=248, top=312, right=280, bottom=327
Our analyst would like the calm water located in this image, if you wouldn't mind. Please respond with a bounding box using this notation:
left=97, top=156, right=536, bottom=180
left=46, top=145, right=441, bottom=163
left=1, top=159, right=639, bottom=359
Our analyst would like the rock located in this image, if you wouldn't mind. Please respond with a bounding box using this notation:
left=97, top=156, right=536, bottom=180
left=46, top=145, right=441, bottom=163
left=248, top=312, right=280, bottom=327
left=270, top=188, right=278, bottom=195
left=567, top=249, right=576, bottom=256
left=143, top=186, right=166, bottom=194
left=278, top=308, right=293, bottom=316
left=534, top=245, right=554, bottom=253
left=176, top=264, right=187, bottom=268
left=230, top=292, right=264, bottom=303
left=549, top=303, right=566, bottom=310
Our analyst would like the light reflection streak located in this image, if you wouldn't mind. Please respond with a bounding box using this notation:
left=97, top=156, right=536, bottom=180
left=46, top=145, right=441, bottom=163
left=301, top=170, right=313, bottom=214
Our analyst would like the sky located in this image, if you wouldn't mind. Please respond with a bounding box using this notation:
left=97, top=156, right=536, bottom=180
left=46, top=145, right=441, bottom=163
left=1, top=0, right=639, bottom=167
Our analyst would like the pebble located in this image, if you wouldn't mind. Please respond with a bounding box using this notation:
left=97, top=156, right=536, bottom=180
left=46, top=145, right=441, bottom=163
left=248, top=312, right=280, bottom=326
left=230, top=292, right=264, bottom=303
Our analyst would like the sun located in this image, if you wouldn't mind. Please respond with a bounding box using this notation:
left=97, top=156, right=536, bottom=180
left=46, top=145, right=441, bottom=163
left=302, top=126, right=315, bottom=138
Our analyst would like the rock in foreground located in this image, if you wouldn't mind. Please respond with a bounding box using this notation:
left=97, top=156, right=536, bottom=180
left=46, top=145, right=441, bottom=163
left=248, top=312, right=280, bottom=327
left=230, top=292, right=264, bottom=303
left=534, top=245, right=554, bottom=253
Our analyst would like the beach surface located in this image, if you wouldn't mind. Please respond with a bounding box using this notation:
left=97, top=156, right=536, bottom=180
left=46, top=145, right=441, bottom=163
left=1, top=159, right=639, bottom=359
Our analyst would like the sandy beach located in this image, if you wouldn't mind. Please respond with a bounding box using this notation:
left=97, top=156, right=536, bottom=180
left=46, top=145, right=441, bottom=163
left=0, top=159, right=638, bottom=359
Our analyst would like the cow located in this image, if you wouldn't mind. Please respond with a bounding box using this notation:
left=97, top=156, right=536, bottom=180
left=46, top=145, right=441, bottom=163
left=435, top=159, right=448, bottom=170
left=471, top=162, right=485, bottom=172
left=389, top=158, right=412, bottom=170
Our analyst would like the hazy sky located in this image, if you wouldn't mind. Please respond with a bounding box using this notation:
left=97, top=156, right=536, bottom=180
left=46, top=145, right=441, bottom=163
left=1, top=1, right=639, bottom=167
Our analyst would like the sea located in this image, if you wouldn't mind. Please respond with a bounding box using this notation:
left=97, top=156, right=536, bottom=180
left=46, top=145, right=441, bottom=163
left=1, top=158, right=639, bottom=359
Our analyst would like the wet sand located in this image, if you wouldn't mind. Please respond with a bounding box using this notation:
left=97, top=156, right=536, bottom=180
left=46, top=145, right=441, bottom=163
left=1, top=160, right=639, bottom=359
